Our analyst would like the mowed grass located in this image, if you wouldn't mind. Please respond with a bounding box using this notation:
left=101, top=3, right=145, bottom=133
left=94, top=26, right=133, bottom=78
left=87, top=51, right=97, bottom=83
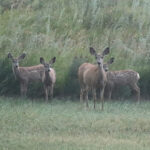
left=0, top=97, right=150, bottom=150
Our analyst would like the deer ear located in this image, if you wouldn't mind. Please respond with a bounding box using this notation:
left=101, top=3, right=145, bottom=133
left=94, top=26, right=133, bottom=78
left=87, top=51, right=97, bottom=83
left=40, top=57, right=45, bottom=64
left=108, top=57, right=114, bottom=64
left=8, top=53, right=13, bottom=60
left=102, top=47, right=110, bottom=56
left=18, top=53, right=26, bottom=61
left=49, top=57, right=56, bottom=64
left=89, top=47, right=97, bottom=56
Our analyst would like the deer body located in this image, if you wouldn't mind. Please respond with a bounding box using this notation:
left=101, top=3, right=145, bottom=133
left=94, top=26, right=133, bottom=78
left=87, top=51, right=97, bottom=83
left=78, top=62, right=94, bottom=102
left=13, top=65, right=44, bottom=82
left=42, top=68, right=56, bottom=101
left=83, top=64, right=107, bottom=109
left=43, top=69, right=56, bottom=86
left=40, top=57, right=56, bottom=102
left=78, top=58, right=114, bottom=102
left=78, top=47, right=110, bottom=110
left=15, top=65, right=47, bottom=97
left=83, top=65, right=107, bottom=88
left=105, top=69, right=140, bottom=101
left=8, top=53, right=46, bottom=97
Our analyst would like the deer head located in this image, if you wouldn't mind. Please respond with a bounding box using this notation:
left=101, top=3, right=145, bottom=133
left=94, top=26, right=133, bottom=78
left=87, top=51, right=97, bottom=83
left=103, top=57, right=114, bottom=72
left=40, top=57, right=56, bottom=72
left=89, top=47, right=110, bottom=67
left=8, top=52, right=26, bottom=68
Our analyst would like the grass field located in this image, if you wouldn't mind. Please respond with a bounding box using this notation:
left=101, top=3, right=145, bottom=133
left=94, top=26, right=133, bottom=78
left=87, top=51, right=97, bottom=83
left=0, top=96, right=150, bottom=150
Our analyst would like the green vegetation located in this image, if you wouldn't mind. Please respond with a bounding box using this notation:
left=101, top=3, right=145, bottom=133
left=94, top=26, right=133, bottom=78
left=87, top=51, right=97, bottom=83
left=0, top=0, right=150, bottom=97
left=0, top=96, right=150, bottom=150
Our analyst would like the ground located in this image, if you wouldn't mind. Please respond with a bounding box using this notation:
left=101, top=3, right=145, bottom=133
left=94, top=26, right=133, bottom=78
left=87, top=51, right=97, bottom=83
left=0, top=96, right=150, bottom=150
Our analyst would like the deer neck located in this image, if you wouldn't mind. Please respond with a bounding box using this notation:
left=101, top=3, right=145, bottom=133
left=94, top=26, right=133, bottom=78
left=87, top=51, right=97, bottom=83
left=44, top=71, right=52, bottom=85
left=12, top=66, right=21, bottom=80
left=98, top=64, right=105, bottom=76
left=97, top=64, right=106, bottom=82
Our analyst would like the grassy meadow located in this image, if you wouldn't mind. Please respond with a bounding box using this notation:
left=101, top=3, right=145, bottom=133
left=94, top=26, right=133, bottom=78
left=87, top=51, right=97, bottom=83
left=0, top=96, right=150, bottom=150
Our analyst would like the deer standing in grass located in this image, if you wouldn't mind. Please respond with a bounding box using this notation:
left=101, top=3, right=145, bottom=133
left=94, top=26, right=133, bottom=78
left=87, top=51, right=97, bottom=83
left=78, top=57, right=114, bottom=103
left=8, top=53, right=56, bottom=101
left=40, top=57, right=56, bottom=102
left=78, top=47, right=110, bottom=110
left=103, top=58, right=140, bottom=102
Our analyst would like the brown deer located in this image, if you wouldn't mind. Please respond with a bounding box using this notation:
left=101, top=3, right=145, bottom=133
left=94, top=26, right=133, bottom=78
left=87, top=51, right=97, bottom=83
left=8, top=52, right=44, bottom=97
left=103, top=58, right=140, bottom=102
left=8, top=53, right=56, bottom=101
left=78, top=57, right=114, bottom=103
left=78, top=47, right=110, bottom=110
left=40, top=57, right=56, bottom=102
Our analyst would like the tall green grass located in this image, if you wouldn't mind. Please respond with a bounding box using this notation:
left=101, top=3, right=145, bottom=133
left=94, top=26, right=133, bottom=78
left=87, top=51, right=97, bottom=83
left=0, top=0, right=150, bottom=98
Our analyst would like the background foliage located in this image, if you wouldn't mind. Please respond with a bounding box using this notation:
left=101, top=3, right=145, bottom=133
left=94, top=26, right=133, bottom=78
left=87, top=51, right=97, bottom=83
left=0, top=0, right=150, bottom=98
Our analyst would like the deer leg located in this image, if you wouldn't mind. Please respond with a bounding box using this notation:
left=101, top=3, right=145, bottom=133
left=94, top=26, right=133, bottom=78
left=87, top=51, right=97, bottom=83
left=20, top=82, right=27, bottom=97
left=137, top=87, right=140, bottom=103
left=92, top=88, right=96, bottom=109
left=20, top=83, right=24, bottom=97
left=80, top=88, right=84, bottom=103
left=23, top=83, right=28, bottom=97
left=80, top=86, right=86, bottom=103
left=108, top=88, right=112, bottom=100
left=100, top=86, right=105, bottom=111
left=131, top=84, right=140, bottom=103
left=85, top=87, right=89, bottom=108
left=83, top=87, right=87, bottom=101
left=44, top=86, right=48, bottom=102
left=49, top=85, right=53, bottom=100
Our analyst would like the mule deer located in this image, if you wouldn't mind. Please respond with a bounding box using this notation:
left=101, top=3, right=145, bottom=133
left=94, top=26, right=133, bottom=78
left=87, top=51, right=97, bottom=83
left=40, top=57, right=56, bottom=102
left=103, top=58, right=140, bottom=102
left=78, top=47, right=110, bottom=110
left=78, top=57, right=114, bottom=103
